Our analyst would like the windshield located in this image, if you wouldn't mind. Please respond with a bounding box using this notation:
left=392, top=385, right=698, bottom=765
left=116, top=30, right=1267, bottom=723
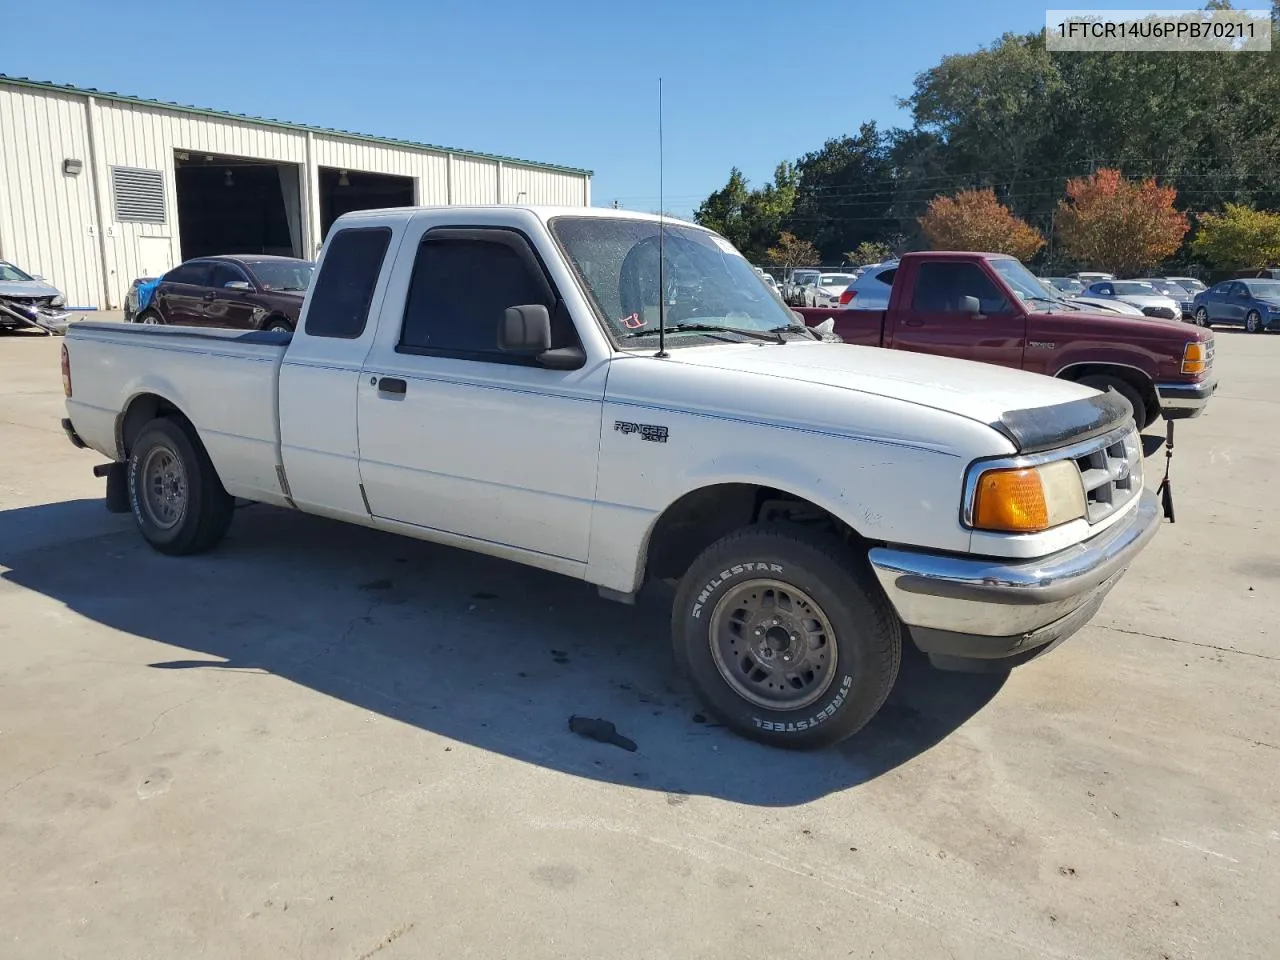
left=0, top=261, right=35, bottom=282
left=989, top=258, right=1060, bottom=304
left=249, top=260, right=315, bottom=291
left=550, top=217, right=795, bottom=341
left=1172, top=278, right=1206, bottom=292
left=1113, top=281, right=1157, bottom=296
left=1046, top=277, right=1084, bottom=295
left=820, top=275, right=854, bottom=287
left=1143, top=279, right=1188, bottom=297
left=1244, top=280, right=1280, bottom=297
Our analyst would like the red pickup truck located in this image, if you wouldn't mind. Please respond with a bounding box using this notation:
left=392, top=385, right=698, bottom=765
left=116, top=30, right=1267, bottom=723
left=796, top=251, right=1217, bottom=429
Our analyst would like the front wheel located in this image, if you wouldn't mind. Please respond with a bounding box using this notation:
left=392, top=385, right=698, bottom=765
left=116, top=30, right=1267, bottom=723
left=265, top=319, right=293, bottom=333
left=1194, top=307, right=1210, bottom=327
left=137, top=310, right=163, bottom=326
left=1078, top=374, right=1149, bottom=430
left=672, top=525, right=901, bottom=749
left=127, top=418, right=234, bottom=555
left=1245, top=310, right=1264, bottom=334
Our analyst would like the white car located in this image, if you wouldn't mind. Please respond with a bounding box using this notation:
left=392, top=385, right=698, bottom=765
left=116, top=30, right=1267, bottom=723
left=1065, top=296, right=1147, bottom=317
left=60, top=205, right=1159, bottom=749
left=805, top=273, right=855, bottom=307
left=784, top=268, right=820, bottom=303
left=1072, top=271, right=1115, bottom=285
left=1082, top=280, right=1181, bottom=320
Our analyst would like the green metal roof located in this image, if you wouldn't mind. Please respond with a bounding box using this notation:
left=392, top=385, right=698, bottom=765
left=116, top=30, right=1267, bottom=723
left=0, top=75, right=592, bottom=177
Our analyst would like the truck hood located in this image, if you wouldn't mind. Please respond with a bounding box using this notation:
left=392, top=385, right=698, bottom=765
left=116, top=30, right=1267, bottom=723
left=0, top=278, right=61, bottom=299
left=669, top=340, right=1098, bottom=429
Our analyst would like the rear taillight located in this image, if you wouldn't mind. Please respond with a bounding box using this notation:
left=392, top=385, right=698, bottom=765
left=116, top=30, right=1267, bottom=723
left=839, top=289, right=857, bottom=305
left=61, top=343, right=72, bottom=397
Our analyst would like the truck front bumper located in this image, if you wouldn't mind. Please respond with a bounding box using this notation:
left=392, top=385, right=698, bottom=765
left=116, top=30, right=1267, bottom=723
left=867, top=490, right=1160, bottom=672
left=1157, top=376, right=1216, bottom=419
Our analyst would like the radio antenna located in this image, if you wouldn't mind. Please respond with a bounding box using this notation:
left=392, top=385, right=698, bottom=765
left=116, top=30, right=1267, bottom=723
left=656, top=76, right=668, bottom=359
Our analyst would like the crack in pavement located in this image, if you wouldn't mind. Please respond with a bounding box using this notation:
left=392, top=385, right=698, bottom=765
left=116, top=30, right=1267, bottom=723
left=1100, top=625, right=1280, bottom=662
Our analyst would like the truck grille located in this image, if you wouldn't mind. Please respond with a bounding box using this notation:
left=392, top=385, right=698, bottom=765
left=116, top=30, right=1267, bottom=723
left=1073, top=428, right=1142, bottom=524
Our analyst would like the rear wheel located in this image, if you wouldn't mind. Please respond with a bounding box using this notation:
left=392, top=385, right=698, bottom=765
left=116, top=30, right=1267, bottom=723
left=672, top=525, right=901, bottom=749
left=1078, top=374, right=1149, bottom=430
left=127, top=418, right=234, bottom=555
left=1245, top=310, right=1264, bottom=334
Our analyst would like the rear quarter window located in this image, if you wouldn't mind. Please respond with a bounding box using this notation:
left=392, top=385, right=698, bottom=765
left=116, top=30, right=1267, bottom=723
left=304, top=227, right=393, bottom=339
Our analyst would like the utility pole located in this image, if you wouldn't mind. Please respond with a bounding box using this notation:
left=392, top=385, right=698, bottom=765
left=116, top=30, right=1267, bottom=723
left=612, top=199, right=621, bottom=209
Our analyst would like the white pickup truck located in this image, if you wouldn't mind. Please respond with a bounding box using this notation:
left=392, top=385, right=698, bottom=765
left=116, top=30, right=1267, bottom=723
left=60, top=206, right=1160, bottom=748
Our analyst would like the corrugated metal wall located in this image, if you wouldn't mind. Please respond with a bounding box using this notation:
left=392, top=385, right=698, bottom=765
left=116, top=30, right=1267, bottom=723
left=0, top=87, right=102, bottom=308
left=450, top=155, right=499, bottom=204
left=0, top=81, right=591, bottom=309
left=501, top=164, right=589, bottom=206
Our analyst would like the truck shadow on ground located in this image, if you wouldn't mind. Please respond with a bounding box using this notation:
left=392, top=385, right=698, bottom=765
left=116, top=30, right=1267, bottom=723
left=0, top=498, right=1007, bottom=807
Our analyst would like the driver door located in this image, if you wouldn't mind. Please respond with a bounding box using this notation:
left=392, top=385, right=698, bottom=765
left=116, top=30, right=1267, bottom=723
left=888, top=260, right=1026, bottom=368
left=356, top=223, right=607, bottom=562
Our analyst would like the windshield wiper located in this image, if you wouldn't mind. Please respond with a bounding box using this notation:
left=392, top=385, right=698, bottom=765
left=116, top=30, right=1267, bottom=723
left=769, top=322, right=821, bottom=341
left=671, top=322, right=786, bottom=344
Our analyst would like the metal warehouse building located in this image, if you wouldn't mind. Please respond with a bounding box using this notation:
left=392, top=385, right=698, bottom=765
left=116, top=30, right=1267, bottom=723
left=0, top=76, right=592, bottom=310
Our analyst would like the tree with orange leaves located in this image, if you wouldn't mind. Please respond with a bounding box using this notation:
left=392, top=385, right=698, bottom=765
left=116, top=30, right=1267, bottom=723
left=1055, top=169, right=1188, bottom=276
left=918, top=188, right=1045, bottom=261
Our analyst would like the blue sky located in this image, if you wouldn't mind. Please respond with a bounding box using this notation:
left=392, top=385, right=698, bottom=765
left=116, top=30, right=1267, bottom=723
left=6, top=0, right=1118, bottom=217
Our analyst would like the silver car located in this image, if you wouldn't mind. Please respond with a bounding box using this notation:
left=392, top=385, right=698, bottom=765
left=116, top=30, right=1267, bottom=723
left=840, top=261, right=899, bottom=309
left=1082, top=280, right=1181, bottom=320
left=0, top=259, right=72, bottom=334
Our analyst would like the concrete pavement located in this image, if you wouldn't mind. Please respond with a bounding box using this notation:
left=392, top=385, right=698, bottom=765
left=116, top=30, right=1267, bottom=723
left=1, top=324, right=1276, bottom=959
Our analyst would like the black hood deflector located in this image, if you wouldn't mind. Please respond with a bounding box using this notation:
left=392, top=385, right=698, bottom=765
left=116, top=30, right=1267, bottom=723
left=993, top=390, right=1133, bottom=455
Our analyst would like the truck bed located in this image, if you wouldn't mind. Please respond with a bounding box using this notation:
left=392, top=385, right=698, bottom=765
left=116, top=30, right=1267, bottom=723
left=63, top=323, right=292, bottom=504
left=794, top=306, right=885, bottom=347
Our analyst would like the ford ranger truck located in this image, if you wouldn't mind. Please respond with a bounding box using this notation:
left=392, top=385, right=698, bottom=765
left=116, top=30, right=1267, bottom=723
left=59, top=207, right=1161, bottom=749
left=796, top=251, right=1216, bottom=429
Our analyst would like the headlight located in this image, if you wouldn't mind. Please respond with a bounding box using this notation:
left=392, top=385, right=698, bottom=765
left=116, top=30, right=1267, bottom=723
left=50, top=294, right=66, bottom=308
left=968, top=460, right=1086, bottom=533
left=1182, top=341, right=1209, bottom=375
left=1268, top=304, right=1280, bottom=314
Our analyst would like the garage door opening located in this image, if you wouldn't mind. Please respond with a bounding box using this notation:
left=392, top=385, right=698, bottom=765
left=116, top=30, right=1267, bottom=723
left=175, top=151, right=303, bottom=261
left=319, top=167, right=415, bottom=240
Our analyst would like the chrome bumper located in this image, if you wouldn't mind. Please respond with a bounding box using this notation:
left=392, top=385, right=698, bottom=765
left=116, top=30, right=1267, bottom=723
left=1157, top=376, right=1216, bottom=419
left=868, top=490, right=1160, bottom=669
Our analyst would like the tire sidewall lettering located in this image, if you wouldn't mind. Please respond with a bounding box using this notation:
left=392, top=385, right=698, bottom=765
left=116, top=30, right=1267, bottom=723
left=750, top=674, right=855, bottom=733
left=690, top=562, right=785, bottom=619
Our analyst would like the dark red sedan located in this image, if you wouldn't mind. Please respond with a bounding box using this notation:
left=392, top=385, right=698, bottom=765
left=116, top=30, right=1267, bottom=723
left=134, top=255, right=314, bottom=332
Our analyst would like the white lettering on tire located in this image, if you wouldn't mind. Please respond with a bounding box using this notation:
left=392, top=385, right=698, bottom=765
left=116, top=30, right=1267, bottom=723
left=690, top=562, right=784, bottom=619
left=750, top=675, right=854, bottom=732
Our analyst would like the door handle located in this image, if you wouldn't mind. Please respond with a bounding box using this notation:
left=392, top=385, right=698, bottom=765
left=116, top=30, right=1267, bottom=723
left=202, top=292, right=216, bottom=301
left=376, top=377, right=407, bottom=395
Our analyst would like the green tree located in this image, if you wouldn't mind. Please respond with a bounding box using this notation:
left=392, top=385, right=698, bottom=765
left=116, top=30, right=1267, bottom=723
left=693, top=163, right=797, bottom=262
left=844, top=241, right=893, bottom=266
left=1192, top=203, right=1280, bottom=270
left=766, top=232, right=820, bottom=271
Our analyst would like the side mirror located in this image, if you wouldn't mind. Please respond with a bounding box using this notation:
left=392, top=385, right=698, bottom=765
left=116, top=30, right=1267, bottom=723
left=961, top=295, right=982, bottom=315
left=498, top=304, right=586, bottom=371
left=499, top=304, right=551, bottom=352
left=224, top=280, right=252, bottom=291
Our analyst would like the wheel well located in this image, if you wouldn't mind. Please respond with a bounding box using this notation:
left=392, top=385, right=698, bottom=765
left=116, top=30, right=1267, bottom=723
left=1058, top=364, right=1158, bottom=425
left=644, top=483, right=861, bottom=582
left=263, top=313, right=292, bottom=329
left=118, top=393, right=192, bottom=458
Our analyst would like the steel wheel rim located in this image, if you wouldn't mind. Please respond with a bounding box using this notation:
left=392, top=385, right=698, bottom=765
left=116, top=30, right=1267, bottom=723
left=139, top=445, right=188, bottom=530
left=708, top=578, right=839, bottom=711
